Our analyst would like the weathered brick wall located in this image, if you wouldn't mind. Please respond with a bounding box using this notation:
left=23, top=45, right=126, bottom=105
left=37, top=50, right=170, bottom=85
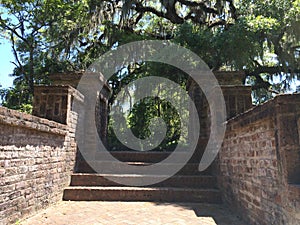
left=187, top=71, right=252, bottom=161
left=48, top=72, right=111, bottom=145
left=47, top=73, right=111, bottom=171
left=32, top=85, right=84, bottom=125
left=218, top=94, right=300, bottom=225
left=0, top=87, right=82, bottom=224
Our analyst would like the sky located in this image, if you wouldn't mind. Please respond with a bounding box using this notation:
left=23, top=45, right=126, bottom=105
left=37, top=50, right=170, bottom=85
left=0, top=38, right=15, bottom=88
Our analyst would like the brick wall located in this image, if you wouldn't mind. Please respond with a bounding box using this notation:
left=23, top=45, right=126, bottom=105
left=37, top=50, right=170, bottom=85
left=187, top=71, right=252, bottom=160
left=48, top=72, right=111, bottom=145
left=32, top=85, right=84, bottom=125
left=0, top=87, right=82, bottom=224
left=218, top=94, right=300, bottom=225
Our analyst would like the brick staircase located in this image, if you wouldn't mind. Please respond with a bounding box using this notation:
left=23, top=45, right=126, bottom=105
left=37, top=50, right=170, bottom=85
left=63, top=148, right=222, bottom=203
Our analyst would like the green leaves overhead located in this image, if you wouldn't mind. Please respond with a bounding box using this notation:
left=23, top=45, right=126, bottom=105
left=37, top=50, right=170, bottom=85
left=0, top=0, right=299, bottom=110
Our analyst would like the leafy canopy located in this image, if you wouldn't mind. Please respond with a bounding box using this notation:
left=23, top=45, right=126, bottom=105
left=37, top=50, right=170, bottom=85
left=0, top=0, right=299, bottom=148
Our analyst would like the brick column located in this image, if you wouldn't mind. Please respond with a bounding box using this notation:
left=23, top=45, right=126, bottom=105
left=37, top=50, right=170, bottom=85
left=188, top=71, right=252, bottom=134
left=32, top=85, right=83, bottom=125
left=187, top=71, right=253, bottom=160
left=34, top=72, right=111, bottom=172
left=48, top=72, right=111, bottom=144
left=221, top=85, right=252, bottom=119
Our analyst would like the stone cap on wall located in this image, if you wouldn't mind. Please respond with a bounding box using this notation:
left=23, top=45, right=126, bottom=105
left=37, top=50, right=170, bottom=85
left=33, top=85, right=84, bottom=124
left=0, top=106, right=67, bottom=135
left=226, top=93, right=300, bottom=126
left=51, top=71, right=245, bottom=89
left=49, top=71, right=112, bottom=93
left=213, top=71, right=245, bottom=85
left=187, top=70, right=246, bottom=90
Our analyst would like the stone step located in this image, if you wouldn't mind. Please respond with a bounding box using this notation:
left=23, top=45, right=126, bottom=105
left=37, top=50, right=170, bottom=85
left=70, top=173, right=218, bottom=188
left=89, top=151, right=205, bottom=163
left=76, top=161, right=213, bottom=175
left=63, top=186, right=222, bottom=203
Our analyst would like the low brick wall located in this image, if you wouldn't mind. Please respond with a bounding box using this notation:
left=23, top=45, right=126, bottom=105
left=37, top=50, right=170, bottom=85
left=218, top=94, right=300, bottom=225
left=0, top=106, right=78, bottom=224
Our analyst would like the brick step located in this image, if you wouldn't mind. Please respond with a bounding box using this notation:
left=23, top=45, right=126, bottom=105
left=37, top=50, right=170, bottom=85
left=70, top=173, right=218, bottom=188
left=88, top=151, right=205, bottom=163
left=76, top=161, right=212, bottom=175
left=63, top=186, right=221, bottom=203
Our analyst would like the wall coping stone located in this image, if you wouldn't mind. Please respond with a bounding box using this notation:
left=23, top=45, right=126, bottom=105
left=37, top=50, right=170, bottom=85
left=49, top=71, right=112, bottom=92
left=226, top=93, right=300, bottom=126
left=214, top=71, right=245, bottom=85
left=34, top=85, right=85, bottom=102
left=0, top=106, right=67, bottom=135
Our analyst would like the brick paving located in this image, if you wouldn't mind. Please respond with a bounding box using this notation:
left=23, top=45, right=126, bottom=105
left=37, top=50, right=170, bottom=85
left=19, top=201, right=245, bottom=225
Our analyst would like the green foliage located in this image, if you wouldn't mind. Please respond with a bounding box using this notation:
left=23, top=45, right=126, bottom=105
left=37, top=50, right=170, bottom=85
left=0, top=85, right=31, bottom=110
left=0, top=0, right=299, bottom=150
left=174, top=21, right=261, bottom=71
left=107, top=63, right=189, bottom=151
left=128, top=97, right=181, bottom=151
left=107, top=96, right=183, bottom=151
left=19, top=103, right=33, bottom=114
left=1, top=0, right=299, bottom=108
left=174, top=0, right=300, bottom=103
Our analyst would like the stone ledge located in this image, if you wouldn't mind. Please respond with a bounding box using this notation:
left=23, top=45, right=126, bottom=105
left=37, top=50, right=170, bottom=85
left=226, top=93, right=300, bottom=127
left=34, top=85, right=84, bottom=103
left=49, top=71, right=112, bottom=92
left=214, top=71, right=245, bottom=85
left=0, top=107, right=67, bottom=136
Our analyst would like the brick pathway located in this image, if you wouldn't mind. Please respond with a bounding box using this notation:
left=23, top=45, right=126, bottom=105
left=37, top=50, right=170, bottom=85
left=19, top=201, right=245, bottom=225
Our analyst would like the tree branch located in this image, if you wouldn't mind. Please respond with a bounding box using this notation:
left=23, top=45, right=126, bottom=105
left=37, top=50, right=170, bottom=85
left=245, top=64, right=300, bottom=90
left=208, top=19, right=227, bottom=28
left=134, top=2, right=184, bottom=24
left=226, top=0, right=238, bottom=20
left=177, top=0, right=218, bottom=14
left=0, top=16, right=30, bottom=46
left=10, top=33, right=24, bottom=74
left=134, top=3, right=164, bottom=18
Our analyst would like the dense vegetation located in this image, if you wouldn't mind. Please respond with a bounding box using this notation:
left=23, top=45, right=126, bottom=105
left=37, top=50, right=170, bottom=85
left=0, top=0, right=299, bottom=149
